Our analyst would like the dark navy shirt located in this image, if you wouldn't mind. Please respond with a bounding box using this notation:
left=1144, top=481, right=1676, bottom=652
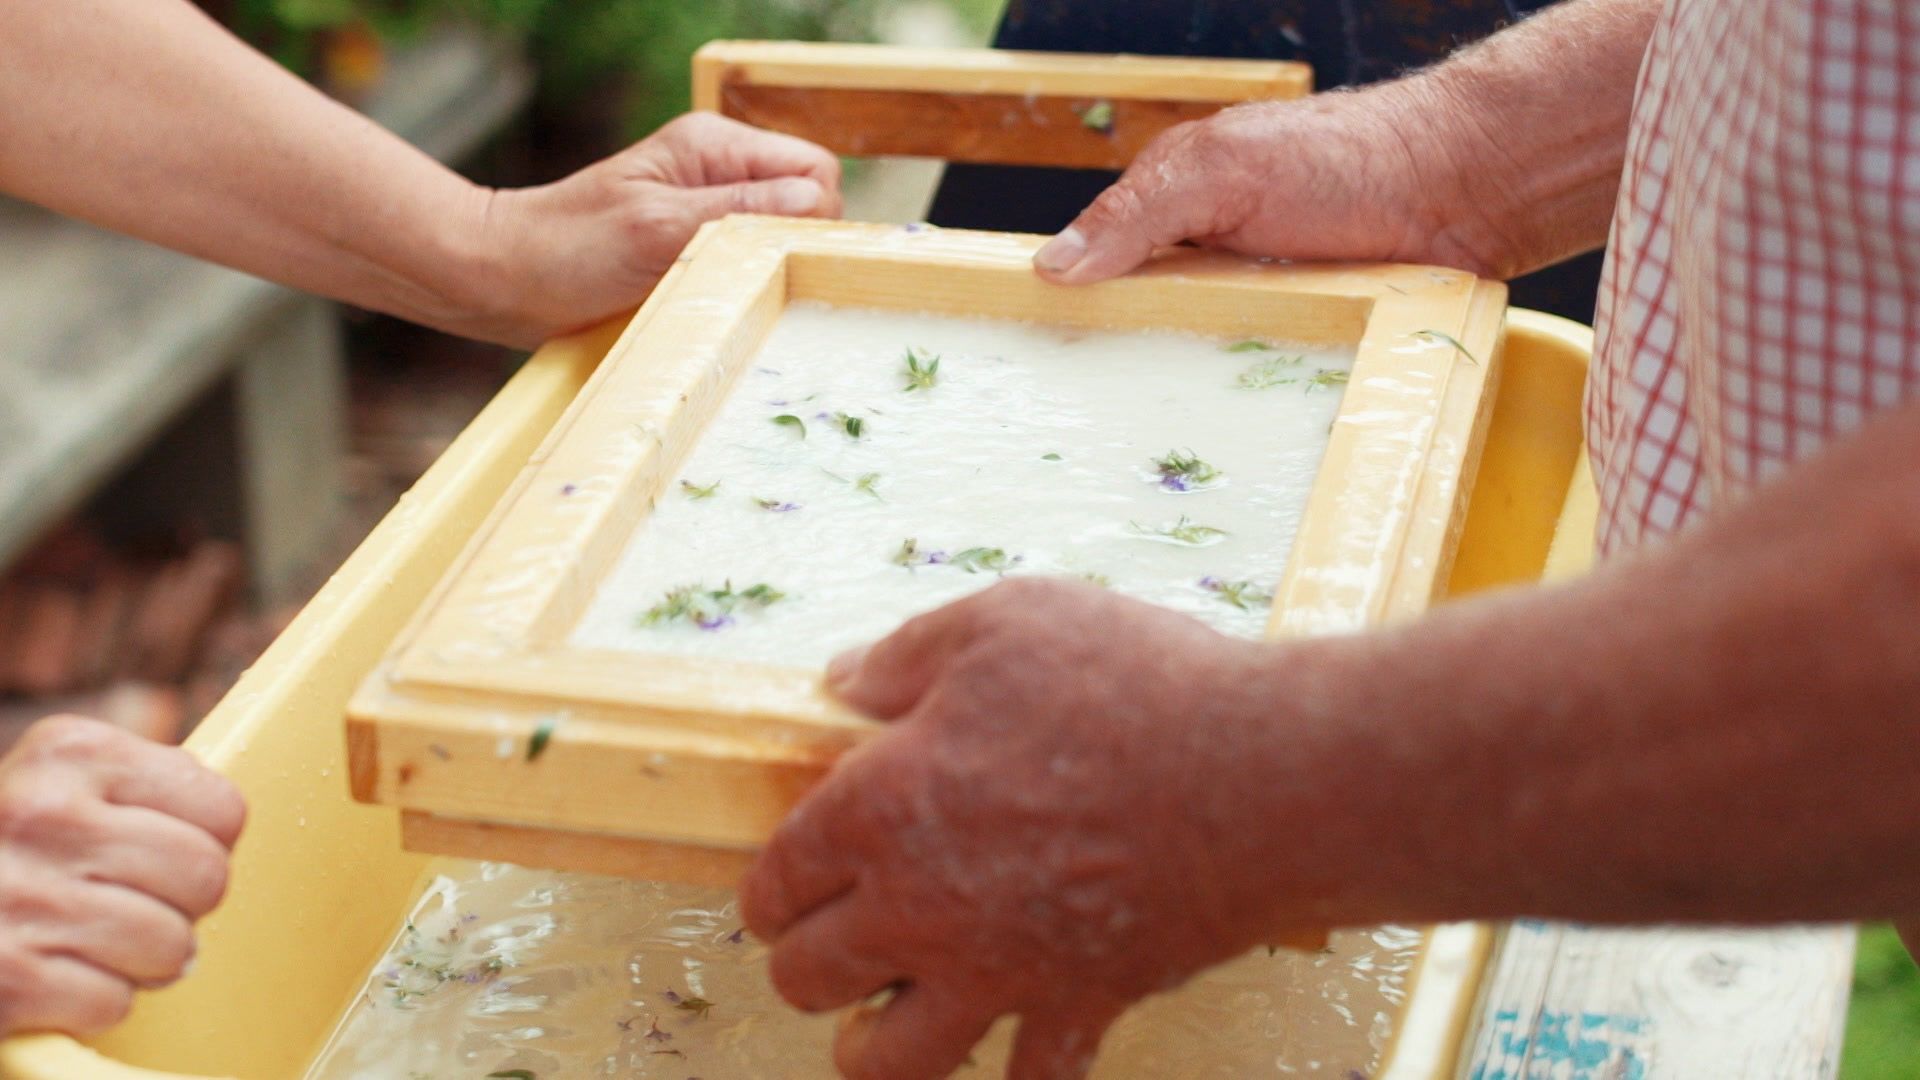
left=927, top=0, right=1601, bottom=321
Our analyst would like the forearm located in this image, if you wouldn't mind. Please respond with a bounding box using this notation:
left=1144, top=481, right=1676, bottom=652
left=1269, top=403, right=1920, bottom=928
left=1401, top=0, right=1662, bottom=277
left=0, top=0, right=493, bottom=332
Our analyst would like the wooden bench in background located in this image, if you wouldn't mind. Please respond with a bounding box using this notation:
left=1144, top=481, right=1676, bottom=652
left=0, top=28, right=532, bottom=606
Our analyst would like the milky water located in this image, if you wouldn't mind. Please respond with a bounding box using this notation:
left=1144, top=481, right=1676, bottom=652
left=572, top=304, right=1354, bottom=664
left=306, top=861, right=1423, bottom=1079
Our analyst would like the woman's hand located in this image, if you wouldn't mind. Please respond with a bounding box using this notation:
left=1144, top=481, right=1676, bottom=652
left=456, top=113, right=843, bottom=347
left=0, top=717, right=245, bottom=1036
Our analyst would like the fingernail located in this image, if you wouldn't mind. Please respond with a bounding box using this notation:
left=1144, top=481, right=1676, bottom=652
left=771, top=178, right=823, bottom=216
left=1035, top=227, right=1087, bottom=275
left=826, top=645, right=870, bottom=689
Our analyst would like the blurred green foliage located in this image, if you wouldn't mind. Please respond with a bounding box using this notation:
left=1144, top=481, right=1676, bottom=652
left=223, top=0, right=1004, bottom=138
left=1845, top=925, right=1920, bottom=1079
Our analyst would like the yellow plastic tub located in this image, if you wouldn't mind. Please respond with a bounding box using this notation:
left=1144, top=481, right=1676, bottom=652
left=0, top=309, right=1596, bottom=1080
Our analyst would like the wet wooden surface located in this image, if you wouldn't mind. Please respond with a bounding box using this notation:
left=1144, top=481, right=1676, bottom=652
left=1464, top=921, right=1855, bottom=1078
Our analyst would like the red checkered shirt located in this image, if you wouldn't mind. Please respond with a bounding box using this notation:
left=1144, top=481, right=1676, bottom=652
left=1589, top=0, right=1920, bottom=553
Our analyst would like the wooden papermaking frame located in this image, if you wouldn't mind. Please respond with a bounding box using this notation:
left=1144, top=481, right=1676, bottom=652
left=348, top=215, right=1507, bottom=886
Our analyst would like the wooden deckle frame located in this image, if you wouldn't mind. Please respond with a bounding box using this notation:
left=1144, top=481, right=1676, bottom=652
left=348, top=215, right=1505, bottom=885
left=692, top=41, right=1312, bottom=169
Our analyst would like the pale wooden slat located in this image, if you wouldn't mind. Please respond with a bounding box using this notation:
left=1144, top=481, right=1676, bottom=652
left=1464, top=922, right=1855, bottom=1078
left=693, top=41, right=1310, bottom=105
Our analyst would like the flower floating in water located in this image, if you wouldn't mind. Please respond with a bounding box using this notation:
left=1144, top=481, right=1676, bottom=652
left=1235, top=354, right=1305, bottom=390
left=1152, top=449, right=1222, bottom=492
left=771, top=414, right=807, bottom=438
left=754, top=497, right=802, bottom=513
left=681, top=480, right=721, bottom=500
left=1075, top=99, right=1115, bottom=133
left=641, top=582, right=786, bottom=631
left=835, top=411, right=867, bottom=439
left=1199, top=576, right=1274, bottom=612
left=902, top=347, right=940, bottom=391
left=1131, top=516, right=1229, bottom=546
left=381, top=925, right=511, bottom=1007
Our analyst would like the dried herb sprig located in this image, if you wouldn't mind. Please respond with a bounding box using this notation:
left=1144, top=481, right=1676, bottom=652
left=952, top=547, right=1014, bottom=574
left=1199, top=576, right=1273, bottom=611
left=894, top=540, right=1017, bottom=574
left=1131, top=516, right=1229, bottom=546
left=893, top=538, right=947, bottom=569
left=1225, top=339, right=1276, bottom=353
left=771, top=414, right=807, bottom=438
left=526, top=715, right=559, bottom=762
left=902, top=347, right=941, bottom=391
left=754, top=497, right=802, bottom=513
left=1152, top=449, right=1223, bottom=492
left=681, top=480, right=721, bottom=500
left=1306, top=369, right=1350, bottom=392
left=675, top=995, right=717, bottom=1019
left=641, top=581, right=786, bottom=631
left=1412, top=328, right=1481, bottom=365
left=854, top=473, right=882, bottom=498
left=1076, top=99, right=1115, bottom=133
left=835, top=412, right=867, bottom=439
left=1235, top=354, right=1304, bottom=390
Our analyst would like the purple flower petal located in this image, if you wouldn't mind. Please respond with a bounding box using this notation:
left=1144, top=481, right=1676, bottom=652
left=561, top=483, right=580, bottom=496
left=663, top=989, right=682, bottom=1004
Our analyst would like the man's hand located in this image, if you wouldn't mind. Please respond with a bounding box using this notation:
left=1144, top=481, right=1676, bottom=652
left=0, top=717, right=245, bottom=1037
left=459, top=113, right=843, bottom=347
left=741, top=580, right=1328, bottom=1080
left=1033, top=0, right=1660, bottom=287
left=1033, top=89, right=1499, bottom=287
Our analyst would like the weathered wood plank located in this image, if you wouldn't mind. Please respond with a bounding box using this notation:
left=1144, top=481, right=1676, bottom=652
left=1465, top=922, right=1854, bottom=1078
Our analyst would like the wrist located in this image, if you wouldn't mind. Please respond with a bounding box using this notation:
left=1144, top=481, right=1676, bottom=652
left=408, top=180, right=552, bottom=348
left=1195, top=634, right=1431, bottom=935
left=1381, top=72, right=1548, bottom=281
